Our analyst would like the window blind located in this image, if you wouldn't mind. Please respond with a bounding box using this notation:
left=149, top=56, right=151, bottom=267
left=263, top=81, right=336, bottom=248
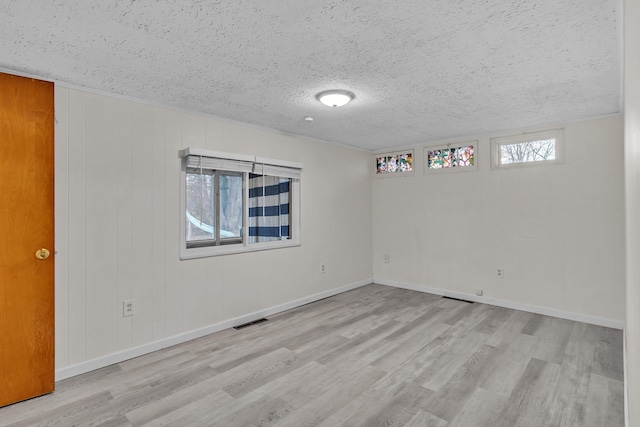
left=252, top=163, right=301, bottom=179
left=182, top=148, right=302, bottom=177
left=185, top=155, right=254, bottom=173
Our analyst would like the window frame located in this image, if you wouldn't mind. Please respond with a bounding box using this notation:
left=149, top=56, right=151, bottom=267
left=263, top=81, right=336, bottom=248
left=180, top=148, right=301, bottom=260
left=185, top=169, right=244, bottom=249
left=424, top=141, right=478, bottom=174
left=490, top=128, right=564, bottom=169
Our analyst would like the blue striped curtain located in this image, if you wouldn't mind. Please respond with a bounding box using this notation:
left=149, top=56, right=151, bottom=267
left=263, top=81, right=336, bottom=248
left=248, top=174, right=290, bottom=243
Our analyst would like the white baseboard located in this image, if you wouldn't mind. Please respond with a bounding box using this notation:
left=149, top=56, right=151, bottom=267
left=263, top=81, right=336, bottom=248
left=55, top=278, right=372, bottom=381
left=624, top=328, right=629, bottom=427
left=374, top=278, right=624, bottom=330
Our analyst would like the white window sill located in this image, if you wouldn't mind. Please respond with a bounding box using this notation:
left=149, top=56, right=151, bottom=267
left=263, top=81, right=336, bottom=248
left=180, top=239, right=301, bottom=260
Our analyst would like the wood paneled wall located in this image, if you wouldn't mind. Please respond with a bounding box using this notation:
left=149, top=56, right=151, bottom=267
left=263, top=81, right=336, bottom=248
left=53, top=87, right=373, bottom=372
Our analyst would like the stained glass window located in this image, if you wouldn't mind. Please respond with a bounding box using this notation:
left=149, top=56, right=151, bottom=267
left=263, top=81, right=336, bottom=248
left=374, top=150, right=414, bottom=176
left=426, top=143, right=476, bottom=172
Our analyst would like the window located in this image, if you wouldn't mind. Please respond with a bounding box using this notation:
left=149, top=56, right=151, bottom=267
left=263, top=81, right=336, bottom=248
left=424, top=142, right=477, bottom=174
left=249, top=165, right=294, bottom=243
left=374, top=150, right=414, bottom=177
left=181, top=148, right=301, bottom=259
left=491, top=129, right=563, bottom=168
left=185, top=171, right=243, bottom=247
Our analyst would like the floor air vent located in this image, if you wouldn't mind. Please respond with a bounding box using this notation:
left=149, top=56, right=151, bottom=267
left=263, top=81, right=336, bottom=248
left=441, top=296, right=474, bottom=304
left=234, top=318, right=268, bottom=330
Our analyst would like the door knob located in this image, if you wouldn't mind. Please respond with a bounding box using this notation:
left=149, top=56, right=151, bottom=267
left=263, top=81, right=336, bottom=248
left=35, top=248, right=50, bottom=260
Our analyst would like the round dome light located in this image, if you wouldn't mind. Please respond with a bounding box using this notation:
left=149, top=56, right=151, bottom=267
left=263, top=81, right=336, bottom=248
left=316, top=90, right=355, bottom=107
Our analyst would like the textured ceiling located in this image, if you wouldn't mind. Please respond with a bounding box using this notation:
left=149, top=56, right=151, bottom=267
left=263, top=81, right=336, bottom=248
left=0, top=0, right=620, bottom=151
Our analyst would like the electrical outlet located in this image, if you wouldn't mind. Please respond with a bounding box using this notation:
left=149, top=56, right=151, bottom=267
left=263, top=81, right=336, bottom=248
left=497, top=268, right=503, bottom=278
left=475, top=289, right=483, bottom=296
left=321, top=264, right=326, bottom=274
left=383, top=254, right=390, bottom=263
left=123, top=299, right=135, bottom=317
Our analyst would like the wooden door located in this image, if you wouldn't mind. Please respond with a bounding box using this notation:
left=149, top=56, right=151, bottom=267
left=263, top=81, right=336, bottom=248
left=0, top=72, right=55, bottom=407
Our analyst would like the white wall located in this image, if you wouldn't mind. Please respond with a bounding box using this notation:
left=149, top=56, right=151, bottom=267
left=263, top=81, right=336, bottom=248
left=53, top=87, right=373, bottom=373
left=373, top=115, right=625, bottom=325
left=625, top=0, right=640, bottom=423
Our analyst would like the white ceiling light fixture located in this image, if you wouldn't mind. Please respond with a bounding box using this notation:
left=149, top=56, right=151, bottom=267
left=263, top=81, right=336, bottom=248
left=316, top=90, right=355, bottom=107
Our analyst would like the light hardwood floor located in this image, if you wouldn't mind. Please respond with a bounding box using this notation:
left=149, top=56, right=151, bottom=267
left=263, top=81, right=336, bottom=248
left=0, top=284, right=624, bottom=426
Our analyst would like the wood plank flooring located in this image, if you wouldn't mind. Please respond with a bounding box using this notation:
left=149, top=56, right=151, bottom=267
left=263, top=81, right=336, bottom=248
left=0, top=284, right=624, bottom=426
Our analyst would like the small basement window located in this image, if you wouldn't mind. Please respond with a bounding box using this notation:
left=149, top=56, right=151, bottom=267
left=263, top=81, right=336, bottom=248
left=424, top=141, right=477, bottom=174
left=491, top=129, right=563, bottom=168
left=374, top=150, right=414, bottom=177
